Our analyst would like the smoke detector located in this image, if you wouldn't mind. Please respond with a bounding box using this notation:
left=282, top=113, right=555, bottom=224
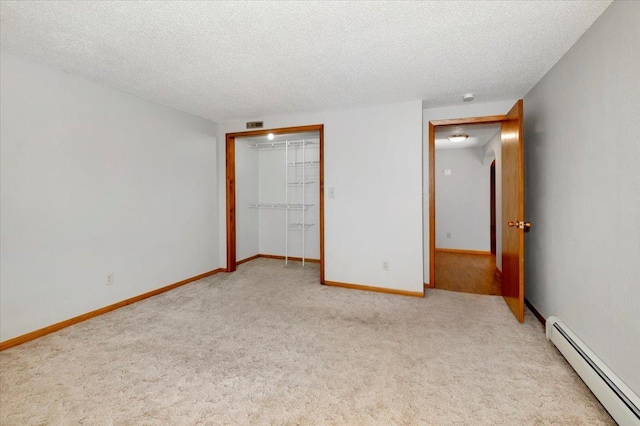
left=463, top=93, right=475, bottom=102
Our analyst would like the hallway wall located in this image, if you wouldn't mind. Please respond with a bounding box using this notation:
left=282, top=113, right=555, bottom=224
left=435, top=147, right=490, bottom=252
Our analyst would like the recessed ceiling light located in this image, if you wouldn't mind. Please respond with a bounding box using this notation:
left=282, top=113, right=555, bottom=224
left=447, top=134, right=468, bottom=143
left=463, top=93, right=474, bottom=102
left=267, top=133, right=274, bottom=140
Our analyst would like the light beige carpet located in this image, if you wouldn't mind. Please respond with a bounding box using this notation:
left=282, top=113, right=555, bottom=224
left=0, top=258, right=612, bottom=425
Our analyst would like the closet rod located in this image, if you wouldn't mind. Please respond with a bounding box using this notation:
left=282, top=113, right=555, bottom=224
left=287, top=181, right=316, bottom=186
left=248, top=203, right=313, bottom=209
left=288, top=160, right=320, bottom=166
left=248, top=139, right=319, bottom=148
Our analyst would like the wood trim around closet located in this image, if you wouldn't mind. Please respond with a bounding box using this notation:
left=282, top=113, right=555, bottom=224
left=319, top=127, right=325, bottom=283
left=236, top=254, right=260, bottom=266
left=226, top=134, right=236, bottom=273
left=225, top=124, right=325, bottom=282
left=429, top=122, right=436, bottom=288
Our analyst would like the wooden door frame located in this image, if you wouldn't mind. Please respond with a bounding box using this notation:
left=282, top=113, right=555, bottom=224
left=490, top=159, right=496, bottom=255
left=427, top=115, right=506, bottom=288
left=226, top=124, right=325, bottom=283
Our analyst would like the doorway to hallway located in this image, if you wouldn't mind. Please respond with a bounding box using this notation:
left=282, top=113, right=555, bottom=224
left=427, top=100, right=526, bottom=321
left=431, top=121, right=501, bottom=296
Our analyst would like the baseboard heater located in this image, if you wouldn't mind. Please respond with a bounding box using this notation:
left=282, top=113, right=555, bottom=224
left=546, top=317, right=640, bottom=425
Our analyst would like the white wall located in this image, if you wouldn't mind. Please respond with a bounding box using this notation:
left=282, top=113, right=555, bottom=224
left=257, top=147, right=286, bottom=256
left=483, top=132, right=502, bottom=269
left=435, top=147, right=490, bottom=252
left=0, top=54, right=219, bottom=342
left=219, top=100, right=424, bottom=293
left=423, top=100, right=516, bottom=282
left=523, top=1, right=639, bottom=395
left=235, top=139, right=259, bottom=261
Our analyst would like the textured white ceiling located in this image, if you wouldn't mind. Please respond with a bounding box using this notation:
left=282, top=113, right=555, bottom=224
left=0, top=1, right=612, bottom=122
left=436, top=123, right=501, bottom=150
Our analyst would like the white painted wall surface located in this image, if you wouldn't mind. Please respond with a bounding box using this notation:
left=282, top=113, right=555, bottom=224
left=0, top=54, right=219, bottom=341
left=523, top=1, right=640, bottom=395
left=219, top=100, right=424, bottom=293
left=423, top=100, right=516, bottom=283
left=435, top=147, right=490, bottom=252
left=483, top=132, right=502, bottom=270
left=257, top=147, right=287, bottom=257
left=235, top=139, right=259, bottom=261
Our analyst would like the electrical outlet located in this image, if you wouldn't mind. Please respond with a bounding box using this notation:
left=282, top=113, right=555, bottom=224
left=107, top=273, right=114, bottom=286
left=382, top=260, right=389, bottom=271
left=446, top=232, right=451, bottom=238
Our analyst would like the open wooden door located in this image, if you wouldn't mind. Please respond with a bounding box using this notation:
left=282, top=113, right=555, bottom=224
left=501, top=99, right=528, bottom=322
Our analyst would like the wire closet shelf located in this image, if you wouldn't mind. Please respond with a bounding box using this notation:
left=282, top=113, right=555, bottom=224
left=248, top=137, right=318, bottom=266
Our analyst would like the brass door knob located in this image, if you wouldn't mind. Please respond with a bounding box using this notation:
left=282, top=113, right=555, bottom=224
left=508, top=220, right=532, bottom=230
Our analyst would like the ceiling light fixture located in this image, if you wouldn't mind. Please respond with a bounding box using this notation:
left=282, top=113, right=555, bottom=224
left=267, top=133, right=274, bottom=140
left=447, top=134, right=468, bottom=143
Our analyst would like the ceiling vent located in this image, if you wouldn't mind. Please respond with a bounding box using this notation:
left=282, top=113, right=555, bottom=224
left=246, top=121, right=264, bottom=129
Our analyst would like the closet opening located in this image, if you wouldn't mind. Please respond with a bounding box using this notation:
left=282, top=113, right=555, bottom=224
left=226, top=125, right=324, bottom=283
left=428, top=100, right=525, bottom=320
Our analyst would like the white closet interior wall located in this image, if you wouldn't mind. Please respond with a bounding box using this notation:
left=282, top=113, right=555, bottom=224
left=235, top=140, right=259, bottom=261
